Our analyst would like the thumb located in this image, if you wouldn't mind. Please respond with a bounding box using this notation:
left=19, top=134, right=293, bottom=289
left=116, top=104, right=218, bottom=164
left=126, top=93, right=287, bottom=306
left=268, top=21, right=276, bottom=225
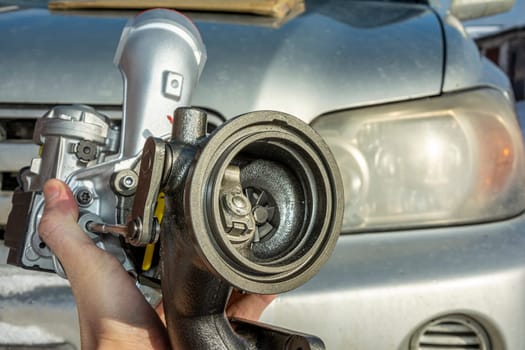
left=227, top=291, right=277, bottom=321
left=38, top=179, right=92, bottom=261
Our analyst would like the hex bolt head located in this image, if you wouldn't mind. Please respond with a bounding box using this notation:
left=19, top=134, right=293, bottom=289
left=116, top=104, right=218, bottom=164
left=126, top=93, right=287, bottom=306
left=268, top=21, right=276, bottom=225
left=111, top=170, right=139, bottom=196
left=120, top=175, right=136, bottom=190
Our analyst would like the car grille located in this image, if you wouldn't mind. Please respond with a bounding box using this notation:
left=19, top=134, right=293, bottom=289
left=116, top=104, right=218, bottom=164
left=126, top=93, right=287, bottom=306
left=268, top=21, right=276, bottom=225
left=410, top=315, right=491, bottom=350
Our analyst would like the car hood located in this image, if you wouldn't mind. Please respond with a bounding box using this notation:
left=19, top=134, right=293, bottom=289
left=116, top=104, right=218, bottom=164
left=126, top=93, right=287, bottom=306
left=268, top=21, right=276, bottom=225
left=0, top=2, right=443, bottom=122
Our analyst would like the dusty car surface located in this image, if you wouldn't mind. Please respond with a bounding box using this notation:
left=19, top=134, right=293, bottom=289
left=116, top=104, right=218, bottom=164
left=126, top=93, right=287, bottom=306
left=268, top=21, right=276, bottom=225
left=1, top=0, right=524, bottom=349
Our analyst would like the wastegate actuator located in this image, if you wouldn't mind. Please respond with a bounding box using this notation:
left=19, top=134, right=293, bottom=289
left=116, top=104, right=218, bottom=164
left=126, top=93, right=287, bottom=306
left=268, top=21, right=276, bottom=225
left=5, top=9, right=343, bottom=350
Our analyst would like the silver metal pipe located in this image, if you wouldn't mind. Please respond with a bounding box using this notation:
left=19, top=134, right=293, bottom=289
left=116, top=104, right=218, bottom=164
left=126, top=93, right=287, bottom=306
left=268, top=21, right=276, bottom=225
left=115, top=9, right=207, bottom=158
left=86, top=221, right=128, bottom=237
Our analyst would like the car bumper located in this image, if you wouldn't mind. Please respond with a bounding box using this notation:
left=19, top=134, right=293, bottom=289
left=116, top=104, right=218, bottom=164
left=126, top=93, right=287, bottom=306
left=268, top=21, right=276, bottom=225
left=262, top=212, right=525, bottom=349
left=0, top=263, right=79, bottom=348
left=2, top=204, right=525, bottom=349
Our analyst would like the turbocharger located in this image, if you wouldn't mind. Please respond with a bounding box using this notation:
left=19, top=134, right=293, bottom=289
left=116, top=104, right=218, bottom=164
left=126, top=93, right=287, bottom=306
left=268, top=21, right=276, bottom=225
left=5, top=9, right=343, bottom=350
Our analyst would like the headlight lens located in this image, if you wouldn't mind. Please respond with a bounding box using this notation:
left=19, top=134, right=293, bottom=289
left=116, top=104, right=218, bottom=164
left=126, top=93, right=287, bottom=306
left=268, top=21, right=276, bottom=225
left=312, top=88, right=525, bottom=232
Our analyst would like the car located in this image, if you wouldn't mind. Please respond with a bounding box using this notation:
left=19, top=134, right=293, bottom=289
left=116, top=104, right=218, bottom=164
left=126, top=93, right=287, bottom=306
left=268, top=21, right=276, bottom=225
left=0, top=0, right=524, bottom=349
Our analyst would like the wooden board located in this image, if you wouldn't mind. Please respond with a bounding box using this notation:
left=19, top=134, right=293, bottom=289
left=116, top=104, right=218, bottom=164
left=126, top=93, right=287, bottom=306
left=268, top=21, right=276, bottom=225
left=48, top=0, right=304, bottom=18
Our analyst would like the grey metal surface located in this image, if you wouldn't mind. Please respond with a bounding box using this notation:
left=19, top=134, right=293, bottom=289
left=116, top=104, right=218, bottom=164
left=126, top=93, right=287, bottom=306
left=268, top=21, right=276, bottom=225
left=0, top=142, right=38, bottom=172
left=441, top=15, right=514, bottom=95
left=194, top=2, right=443, bottom=122
left=0, top=105, right=122, bottom=120
left=0, top=9, right=126, bottom=105
left=0, top=3, right=444, bottom=121
left=115, top=9, right=206, bottom=157
left=0, top=264, right=79, bottom=348
left=262, top=211, right=525, bottom=349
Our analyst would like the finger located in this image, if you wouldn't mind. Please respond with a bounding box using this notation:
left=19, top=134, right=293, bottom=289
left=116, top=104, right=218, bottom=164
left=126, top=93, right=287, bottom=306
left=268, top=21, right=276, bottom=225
left=227, top=291, right=277, bottom=321
left=155, top=300, right=166, bottom=326
left=38, top=179, right=120, bottom=285
left=38, top=179, right=94, bottom=268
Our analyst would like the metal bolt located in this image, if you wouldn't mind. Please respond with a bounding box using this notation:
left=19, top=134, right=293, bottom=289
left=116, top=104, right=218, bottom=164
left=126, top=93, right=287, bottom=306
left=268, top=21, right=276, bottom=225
left=112, top=170, right=138, bottom=196
left=226, top=193, right=251, bottom=216
left=170, top=79, right=179, bottom=89
left=25, top=246, right=40, bottom=261
left=128, top=217, right=142, bottom=242
left=126, top=217, right=158, bottom=246
left=232, top=195, right=247, bottom=209
left=120, top=175, right=136, bottom=189
left=76, top=188, right=93, bottom=206
left=76, top=140, right=98, bottom=162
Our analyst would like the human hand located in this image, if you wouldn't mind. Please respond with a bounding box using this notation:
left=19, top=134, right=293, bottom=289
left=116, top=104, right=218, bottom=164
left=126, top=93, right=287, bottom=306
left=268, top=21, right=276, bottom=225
left=38, top=179, right=170, bottom=349
left=38, top=179, right=275, bottom=350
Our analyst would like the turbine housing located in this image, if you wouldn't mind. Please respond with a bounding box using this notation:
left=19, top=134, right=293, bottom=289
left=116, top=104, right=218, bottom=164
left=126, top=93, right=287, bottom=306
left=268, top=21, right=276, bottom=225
left=149, top=107, right=344, bottom=349
left=179, top=109, right=343, bottom=294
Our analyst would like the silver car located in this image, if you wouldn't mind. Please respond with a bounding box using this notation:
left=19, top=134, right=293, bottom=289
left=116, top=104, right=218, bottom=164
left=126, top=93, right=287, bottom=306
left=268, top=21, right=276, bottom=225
left=0, top=0, right=524, bottom=349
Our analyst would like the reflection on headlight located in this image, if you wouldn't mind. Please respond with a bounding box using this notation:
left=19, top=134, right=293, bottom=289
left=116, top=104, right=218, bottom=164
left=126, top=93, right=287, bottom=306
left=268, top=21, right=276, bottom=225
left=313, top=88, right=525, bottom=232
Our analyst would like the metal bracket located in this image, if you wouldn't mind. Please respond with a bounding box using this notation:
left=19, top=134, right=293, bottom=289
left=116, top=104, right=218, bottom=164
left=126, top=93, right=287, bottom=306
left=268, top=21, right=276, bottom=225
left=127, top=137, right=169, bottom=246
left=219, top=165, right=256, bottom=244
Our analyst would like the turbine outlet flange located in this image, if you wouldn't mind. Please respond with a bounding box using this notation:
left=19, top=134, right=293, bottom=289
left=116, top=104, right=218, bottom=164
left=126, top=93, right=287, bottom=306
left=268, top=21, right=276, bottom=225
left=186, top=110, right=344, bottom=294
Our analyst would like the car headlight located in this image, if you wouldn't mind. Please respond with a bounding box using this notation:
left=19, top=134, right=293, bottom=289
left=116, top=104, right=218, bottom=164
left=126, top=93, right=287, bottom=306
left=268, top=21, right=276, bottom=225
left=312, top=88, right=525, bottom=232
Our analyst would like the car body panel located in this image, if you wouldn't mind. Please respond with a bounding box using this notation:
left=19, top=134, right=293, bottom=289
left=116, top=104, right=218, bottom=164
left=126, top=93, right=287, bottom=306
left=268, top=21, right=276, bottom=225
left=0, top=3, right=444, bottom=122
left=441, top=14, right=515, bottom=96
left=0, top=9, right=126, bottom=105
left=0, top=264, right=78, bottom=347
left=263, top=213, right=525, bottom=349
left=194, top=2, right=443, bottom=121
